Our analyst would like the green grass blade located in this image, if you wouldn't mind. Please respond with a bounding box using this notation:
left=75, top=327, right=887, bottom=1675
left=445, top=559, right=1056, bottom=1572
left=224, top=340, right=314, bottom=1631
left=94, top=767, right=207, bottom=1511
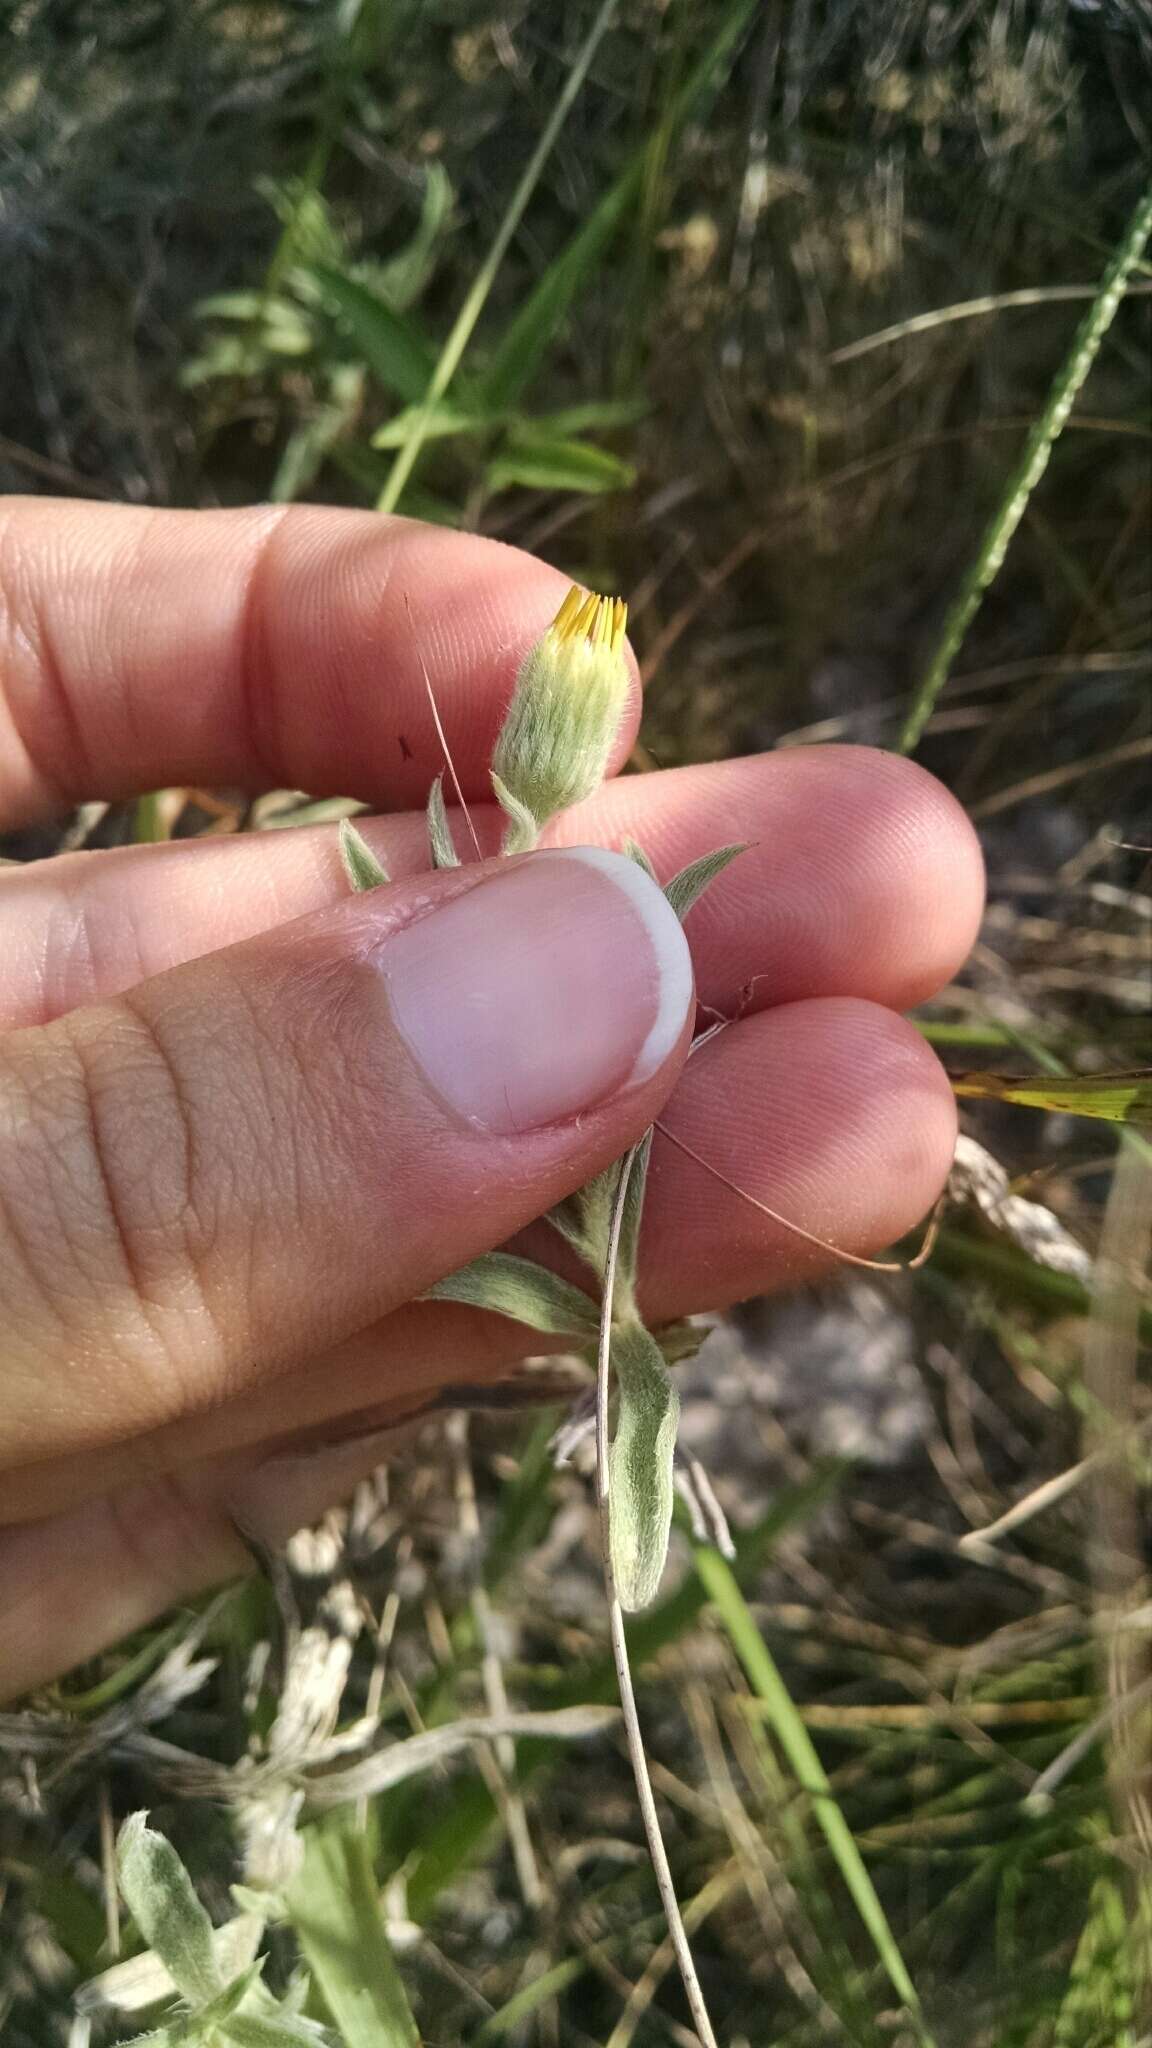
left=376, top=0, right=620, bottom=514
left=693, top=1545, right=936, bottom=2045
left=479, top=0, right=759, bottom=413
left=287, top=1827, right=419, bottom=2048
left=900, top=178, right=1152, bottom=754
left=479, top=183, right=635, bottom=415
left=475, top=1957, right=588, bottom=2040
left=950, top=1070, right=1152, bottom=1126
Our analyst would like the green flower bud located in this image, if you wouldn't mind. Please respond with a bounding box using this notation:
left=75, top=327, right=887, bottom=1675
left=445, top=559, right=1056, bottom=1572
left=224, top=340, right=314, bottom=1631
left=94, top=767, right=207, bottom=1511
left=491, top=584, right=630, bottom=851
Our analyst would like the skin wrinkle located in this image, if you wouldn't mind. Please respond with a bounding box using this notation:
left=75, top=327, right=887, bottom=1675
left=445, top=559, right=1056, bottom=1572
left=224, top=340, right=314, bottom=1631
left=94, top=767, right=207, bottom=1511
left=66, top=1002, right=228, bottom=1423
left=0, top=542, right=84, bottom=816
left=232, top=504, right=297, bottom=795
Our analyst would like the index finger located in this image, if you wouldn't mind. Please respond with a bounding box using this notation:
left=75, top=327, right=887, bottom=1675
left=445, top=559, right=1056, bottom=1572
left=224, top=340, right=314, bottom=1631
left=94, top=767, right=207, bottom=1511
left=0, top=499, right=640, bottom=827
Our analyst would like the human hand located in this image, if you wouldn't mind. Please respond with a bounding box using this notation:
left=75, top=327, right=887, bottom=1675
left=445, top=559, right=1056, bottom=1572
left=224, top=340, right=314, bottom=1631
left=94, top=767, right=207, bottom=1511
left=0, top=499, right=984, bottom=1696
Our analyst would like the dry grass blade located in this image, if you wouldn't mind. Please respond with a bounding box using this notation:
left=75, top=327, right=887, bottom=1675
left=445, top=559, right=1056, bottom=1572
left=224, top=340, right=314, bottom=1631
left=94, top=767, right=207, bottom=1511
left=829, top=280, right=1152, bottom=364
left=305, top=1706, right=619, bottom=1807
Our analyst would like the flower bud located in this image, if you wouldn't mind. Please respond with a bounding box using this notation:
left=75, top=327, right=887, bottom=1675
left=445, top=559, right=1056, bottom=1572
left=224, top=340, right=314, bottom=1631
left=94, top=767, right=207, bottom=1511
left=491, top=585, right=629, bottom=851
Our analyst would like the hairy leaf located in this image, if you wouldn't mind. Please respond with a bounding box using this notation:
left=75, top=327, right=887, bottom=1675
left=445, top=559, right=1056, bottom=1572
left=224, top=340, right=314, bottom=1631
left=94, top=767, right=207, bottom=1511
left=609, top=1320, right=680, bottom=1612
left=663, top=843, right=748, bottom=921
left=117, top=1813, right=223, bottom=2009
left=490, top=769, right=541, bottom=855
left=425, top=1251, right=599, bottom=1335
left=338, top=819, right=389, bottom=892
left=425, top=773, right=460, bottom=869
left=622, top=837, right=658, bottom=883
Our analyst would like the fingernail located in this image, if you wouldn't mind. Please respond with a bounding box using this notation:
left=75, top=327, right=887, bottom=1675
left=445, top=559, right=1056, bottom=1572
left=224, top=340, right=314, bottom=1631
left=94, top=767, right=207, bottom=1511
left=377, top=848, right=693, bottom=1134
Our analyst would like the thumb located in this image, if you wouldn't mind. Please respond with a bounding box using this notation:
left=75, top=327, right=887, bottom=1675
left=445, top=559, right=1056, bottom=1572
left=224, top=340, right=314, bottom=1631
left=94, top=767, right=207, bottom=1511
left=0, top=847, right=693, bottom=1475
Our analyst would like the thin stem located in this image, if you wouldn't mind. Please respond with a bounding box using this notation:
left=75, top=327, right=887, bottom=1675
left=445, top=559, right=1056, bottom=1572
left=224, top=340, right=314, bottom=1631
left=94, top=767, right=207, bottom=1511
left=376, top=0, right=620, bottom=514
left=899, top=178, right=1152, bottom=754
left=596, top=1147, right=720, bottom=2048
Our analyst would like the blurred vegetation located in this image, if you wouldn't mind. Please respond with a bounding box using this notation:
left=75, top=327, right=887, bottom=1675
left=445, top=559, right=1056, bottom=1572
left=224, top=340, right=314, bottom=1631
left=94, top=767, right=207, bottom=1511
left=1, top=2, right=1151, bottom=2044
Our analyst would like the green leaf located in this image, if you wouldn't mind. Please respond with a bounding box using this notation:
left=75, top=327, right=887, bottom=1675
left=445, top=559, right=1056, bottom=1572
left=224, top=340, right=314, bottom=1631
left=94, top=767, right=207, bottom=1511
left=306, top=265, right=437, bottom=405
left=555, top=1138, right=652, bottom=1312
left=425, top=774, right=459, bottom=869
left=489, top=769, right=540, bottom=855
left=550, top=1160, right=618, bottom=1272
left=425, top=1252, right=599, bottom=1336
left=487, top=433, right=634, bottom=496
left=950, top=1069, right=1152, bottom=1127
left=535, top=398, right=648, bottom=434
left=479, top=187, right=634, bottom=412
left=367, top=161, right=452, bottom=313
left=609, top=1320, right=680, bottom=1612
left=286, top=1828, right=419, bottom=2048
left=338, top=819, right=389, bottom=892
left=621, top=838, right=658, bottom=883
left=258, top=175, right=346, bottom=271
left=663, top=842, right=749, bottom=921
left=371, top=401, right=483, bottom=449
left=116, top=1813, right=223, bottom=2009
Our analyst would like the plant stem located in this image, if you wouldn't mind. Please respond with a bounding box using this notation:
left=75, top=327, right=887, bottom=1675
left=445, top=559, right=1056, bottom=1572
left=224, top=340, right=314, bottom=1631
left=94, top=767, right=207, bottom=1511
left=899, top=178, right=1152, bottom=754
left=376, top=0, right=619, bottom=514
left=597, top=1147, right=720, bottom=2048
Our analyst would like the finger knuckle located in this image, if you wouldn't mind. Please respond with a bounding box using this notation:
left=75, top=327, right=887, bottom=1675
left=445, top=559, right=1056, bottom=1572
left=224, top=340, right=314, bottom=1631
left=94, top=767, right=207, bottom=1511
left=0, top=1003, right=229, bottom=1432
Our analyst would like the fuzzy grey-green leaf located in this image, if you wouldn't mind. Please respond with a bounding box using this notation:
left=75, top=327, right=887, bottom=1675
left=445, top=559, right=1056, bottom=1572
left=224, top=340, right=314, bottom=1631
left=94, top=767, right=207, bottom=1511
left=425, top=1252, right=600, bottom=1336
left=622, top=837, right=658, bottom=883
left=608, top=1319, right=680, bottom=1612
left=117, top=1813, right=223, bottom=2008
left=489, top=769, right=541, bottom=855
left=426, top=773, right=460, bottom=868
left=338, top=819, right=390, bottom=892
left=663, top=842, right=748, bottom=921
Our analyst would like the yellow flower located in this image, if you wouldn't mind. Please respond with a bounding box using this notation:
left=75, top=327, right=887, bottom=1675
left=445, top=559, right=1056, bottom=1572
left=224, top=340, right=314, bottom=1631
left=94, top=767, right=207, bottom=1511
left=491, top=585, right=630, bottom=851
